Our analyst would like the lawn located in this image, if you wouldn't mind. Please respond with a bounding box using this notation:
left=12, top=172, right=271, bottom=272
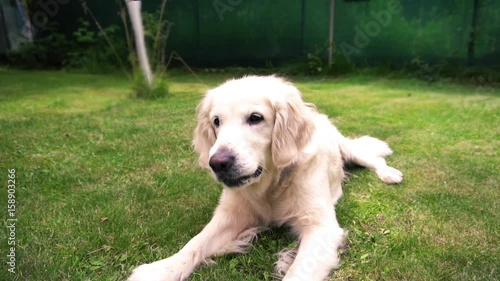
left=0, top=68, right=498, bottom=281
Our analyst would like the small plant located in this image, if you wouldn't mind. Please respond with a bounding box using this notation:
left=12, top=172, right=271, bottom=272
left=304, top=44, right=330, bottom=75
left=307, top=52, right=324, bottom=74
left=131, top=74, right=169, bottom=100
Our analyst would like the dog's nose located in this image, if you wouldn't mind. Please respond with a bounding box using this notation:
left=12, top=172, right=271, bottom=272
left=209, top=150, right=235, bottom=173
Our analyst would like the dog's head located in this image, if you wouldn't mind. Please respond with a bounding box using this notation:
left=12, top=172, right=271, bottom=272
left=193, top=76, right=315, bottom=188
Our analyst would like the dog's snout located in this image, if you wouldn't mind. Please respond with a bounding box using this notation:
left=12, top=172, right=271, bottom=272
left=209, top=150, right=235, bottom=173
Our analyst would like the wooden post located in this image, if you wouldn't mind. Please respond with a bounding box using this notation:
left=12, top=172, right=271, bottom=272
left=467, top=0, right=479, bottom=65
left=328, top=0, right=335, bottom=67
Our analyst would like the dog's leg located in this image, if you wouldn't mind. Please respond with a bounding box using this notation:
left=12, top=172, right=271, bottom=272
left=340, top=136, right=403, bottom=184
left=128, top=190, right=261, bottom=281
left=281, top=224, right=346, bottom=281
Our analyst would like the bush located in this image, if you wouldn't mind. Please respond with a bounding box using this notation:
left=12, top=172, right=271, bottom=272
left=66, top=18, right=129, bottom=73
left=6, top=19, right=129, bottom=73
left=6, top=23, right=71, bottom=68
left=131, top=74, right=169, bottom=100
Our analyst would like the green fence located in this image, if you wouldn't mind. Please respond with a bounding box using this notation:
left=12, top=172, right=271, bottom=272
left=41, top=0, right=500, bottom=66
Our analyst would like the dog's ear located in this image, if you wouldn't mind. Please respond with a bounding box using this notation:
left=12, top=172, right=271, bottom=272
left=193, top=94, right=216, bottom=168
left=271, top=85, right=315, bottom=169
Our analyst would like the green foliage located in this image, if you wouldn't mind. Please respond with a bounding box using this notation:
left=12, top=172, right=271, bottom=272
left=66, top=18, right=129, bottom=73
left=274, top=42, right=358, bottom=76
left=6, top=23, right=70, bottom=68
left=142, top=9, right=173, bottom=73
left=307, top=52, right=324, bottom=74
left=131, top=74, right=169, bottom=100
left=327, top=58, right=357, bottom=75
left=306, top=44, right=328, bottom=75
left=5, top=18, right=129, bottom=73
left=73, top=18, right=96, bottom=43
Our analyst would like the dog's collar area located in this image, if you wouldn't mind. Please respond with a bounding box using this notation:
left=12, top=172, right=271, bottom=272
left=221, top=166, right=263, bottom=188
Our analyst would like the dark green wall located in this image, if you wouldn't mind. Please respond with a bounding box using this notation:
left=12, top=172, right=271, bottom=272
left=45, top=0, right=499, bottom=66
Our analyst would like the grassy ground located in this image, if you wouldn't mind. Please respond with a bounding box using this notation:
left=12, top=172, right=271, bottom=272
left=0, top=68, right=498, bottom=281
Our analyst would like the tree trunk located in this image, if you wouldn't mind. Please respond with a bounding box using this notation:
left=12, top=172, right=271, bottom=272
left=126, top=0, right=153, bottom=85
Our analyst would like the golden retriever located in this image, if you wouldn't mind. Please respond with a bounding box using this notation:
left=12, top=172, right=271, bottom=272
left=128, top=76, right=403, bottom=281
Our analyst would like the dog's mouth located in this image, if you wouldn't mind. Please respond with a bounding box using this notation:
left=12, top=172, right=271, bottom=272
left=219, top=166, right=263, bottom=188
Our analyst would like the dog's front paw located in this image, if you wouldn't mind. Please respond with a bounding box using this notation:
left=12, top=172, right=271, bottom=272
left=376, top=166, right=403, bottom=184
left=127, top=254, right=193, bottom=281
left=128, top=262, right=168, bottom=281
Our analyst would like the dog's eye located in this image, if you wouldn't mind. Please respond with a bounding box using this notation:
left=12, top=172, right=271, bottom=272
left=213, top=116, right=220, bottom=127
left=247, top=113, right=264, bottom=125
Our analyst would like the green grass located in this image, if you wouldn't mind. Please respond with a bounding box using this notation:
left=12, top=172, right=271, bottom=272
left=0, top=68, right=498, bottom=281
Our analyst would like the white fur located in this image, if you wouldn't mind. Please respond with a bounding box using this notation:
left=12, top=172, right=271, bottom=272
left=128, top=76, right=403, bottom=281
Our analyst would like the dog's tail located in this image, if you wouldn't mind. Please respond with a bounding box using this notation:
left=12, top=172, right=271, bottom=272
left=339, top=136, right=403, bottom=184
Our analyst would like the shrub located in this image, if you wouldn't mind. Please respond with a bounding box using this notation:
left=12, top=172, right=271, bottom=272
left=131, top=74, right=169, bottom=100
left=6, top=23, right=71, bottom=68
left=66, top=18, right=129, bottom=73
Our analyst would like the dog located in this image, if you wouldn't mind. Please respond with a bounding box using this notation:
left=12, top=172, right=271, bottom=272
left=128, top=76, right=403, bottom=281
